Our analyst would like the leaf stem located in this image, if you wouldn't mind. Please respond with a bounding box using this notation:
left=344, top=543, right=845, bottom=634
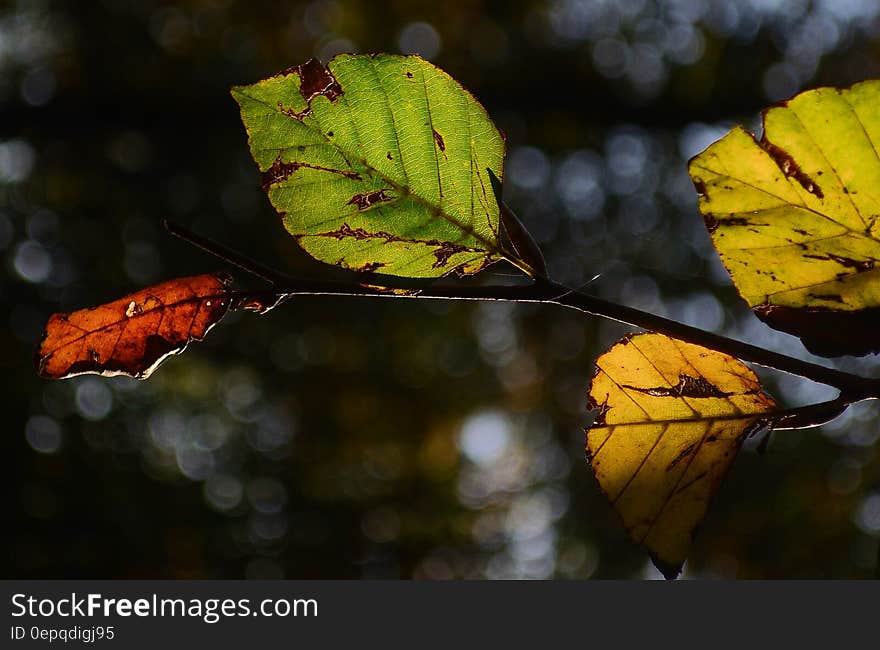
left=165, top=219, right=880, bottom=402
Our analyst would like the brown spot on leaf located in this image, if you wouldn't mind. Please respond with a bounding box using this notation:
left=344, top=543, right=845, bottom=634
left=277, top=59, right=343, bottom=120
left=827, top=253, right=875, bottom=273
left=261, top=159, right=300, bottom=190
left=261, top=155, right=361, bottom=191
left=293, top=58, right=342, bottom=103
left=346, top=189, right=395, bottom=210
left=724, top=217, right=764, bottom=228
left=760, top=139, right=824, bottom=198
left=317, top=223, right=380, bottom=240
left=801, top=253, right=876, bottom=272
left=623, top=374, right=733, bottom=399
left=431, top=242, right=471, bottom=268
left=809, top=293, right=845, bottom=303
left=308, top=223, right=484, bottom=269
left=35, top=273, right=233, bottom=380
left=357, top=261, right=387, bottom=273
left=432, top=129, right=446, bottom=152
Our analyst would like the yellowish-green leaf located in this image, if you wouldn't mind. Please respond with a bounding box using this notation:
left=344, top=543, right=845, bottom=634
left=586, top=332, right=778, bottom=579
left=232, top=55, right=533, bottom=280
left=689, top=80, right=880, bottom=356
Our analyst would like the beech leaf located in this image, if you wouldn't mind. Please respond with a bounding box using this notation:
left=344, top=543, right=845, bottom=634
left=36, top=272, right=233, bottom=380
left=689, top=80, right=880, bottom=356
left=586, top=332, right=779, bottom=579
left=232, top=54, right=538, bottom=280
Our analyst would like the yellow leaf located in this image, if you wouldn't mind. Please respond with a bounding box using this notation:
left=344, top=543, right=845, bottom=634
left=688, top=80, right=880, bottom=356
left=586, top=333, right=778, bottom=579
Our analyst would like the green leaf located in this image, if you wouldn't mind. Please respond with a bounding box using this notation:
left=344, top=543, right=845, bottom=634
left=688, top=80, right=880, bottom=356
left=232, top=55, right=535, bottom=279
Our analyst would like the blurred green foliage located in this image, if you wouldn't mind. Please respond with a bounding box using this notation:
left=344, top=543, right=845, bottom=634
left=5, top=0, right=880, bottom=579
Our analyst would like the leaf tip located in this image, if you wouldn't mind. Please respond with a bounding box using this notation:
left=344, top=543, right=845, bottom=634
left=651, top=554, right=684, bottom=581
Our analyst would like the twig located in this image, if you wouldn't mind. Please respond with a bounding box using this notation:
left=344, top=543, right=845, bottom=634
left=165, top=219, right=880, bottom=402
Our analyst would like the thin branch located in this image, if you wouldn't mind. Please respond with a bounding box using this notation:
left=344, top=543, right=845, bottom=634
left=546, top=285, right=880, bottom=402
left=163, top=219, right=292, bottom=286
left=166, top=219, right=880, bottom=402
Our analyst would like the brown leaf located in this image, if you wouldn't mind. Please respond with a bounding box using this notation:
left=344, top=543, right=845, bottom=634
left=36, top=272, right=233, bottom=380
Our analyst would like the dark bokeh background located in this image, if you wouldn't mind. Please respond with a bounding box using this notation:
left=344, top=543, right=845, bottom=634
left=5, top=0, right=880, bottom=579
